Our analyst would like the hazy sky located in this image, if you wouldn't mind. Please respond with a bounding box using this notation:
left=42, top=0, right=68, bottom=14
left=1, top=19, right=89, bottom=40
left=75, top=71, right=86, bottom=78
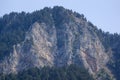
left=0, top=0, right=120, bottom=33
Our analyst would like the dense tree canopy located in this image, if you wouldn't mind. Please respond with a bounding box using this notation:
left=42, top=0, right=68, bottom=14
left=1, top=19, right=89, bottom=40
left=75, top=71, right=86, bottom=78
left=0, top=65, right=93, bottom=80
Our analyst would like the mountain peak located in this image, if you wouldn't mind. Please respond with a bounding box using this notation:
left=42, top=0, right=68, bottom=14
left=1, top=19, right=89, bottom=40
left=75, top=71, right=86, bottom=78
left=0, top=6, right=120, bottom=80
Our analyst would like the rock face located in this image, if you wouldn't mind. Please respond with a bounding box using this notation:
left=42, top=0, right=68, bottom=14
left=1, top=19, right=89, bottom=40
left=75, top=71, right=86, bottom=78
left=0, top=22, right=56, bottom=73
left=0, top=7, right=114, bottom=79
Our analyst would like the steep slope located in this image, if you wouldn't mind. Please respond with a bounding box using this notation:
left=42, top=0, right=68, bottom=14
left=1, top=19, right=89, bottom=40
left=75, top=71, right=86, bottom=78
left=95, top=30, right=120, bottom=80
left=0, top=6, right=118, bottom=80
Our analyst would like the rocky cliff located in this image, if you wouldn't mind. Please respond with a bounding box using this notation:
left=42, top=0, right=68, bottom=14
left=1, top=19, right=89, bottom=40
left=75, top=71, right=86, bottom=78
left=0, top=6, right=117, bottom=80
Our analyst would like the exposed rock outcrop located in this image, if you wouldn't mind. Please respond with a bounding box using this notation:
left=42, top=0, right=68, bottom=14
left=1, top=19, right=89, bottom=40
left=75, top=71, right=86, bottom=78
left=0, top=7, right=115, bottom=80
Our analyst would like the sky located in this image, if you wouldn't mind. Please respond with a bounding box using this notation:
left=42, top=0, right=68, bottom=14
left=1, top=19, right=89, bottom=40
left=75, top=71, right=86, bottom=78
left=0, top=0, right=120, bottom=33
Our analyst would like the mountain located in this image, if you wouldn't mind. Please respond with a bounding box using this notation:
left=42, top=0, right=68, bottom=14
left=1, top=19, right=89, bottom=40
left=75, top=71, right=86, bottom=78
left=0, top=6, right=120, bottom=80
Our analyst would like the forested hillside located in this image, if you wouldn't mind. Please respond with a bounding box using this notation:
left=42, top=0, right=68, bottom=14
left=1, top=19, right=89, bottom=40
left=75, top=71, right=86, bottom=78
left=0, top=65, right=93, bottom=80
left=0, top=6, right=120, bottom=80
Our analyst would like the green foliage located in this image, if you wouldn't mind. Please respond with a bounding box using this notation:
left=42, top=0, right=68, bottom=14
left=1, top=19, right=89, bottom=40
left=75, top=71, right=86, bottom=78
left=86, top=16, right=120, bottom=80
left=0, top=6, right=87, bottom=60
left=52, top=6, right=74, bottom=27
left=1, top=6, right=120, bottom=80
left=96, top=69, right=113, bottom=80
left=0, top=65, right=94, bottom=80
left=95, top=29, right=120, bottom=80
left=0, top=7, right=54, bottom=60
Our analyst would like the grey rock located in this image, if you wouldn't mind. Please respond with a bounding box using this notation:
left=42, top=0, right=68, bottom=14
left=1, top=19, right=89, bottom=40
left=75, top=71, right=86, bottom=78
left=0, top=12, right=114, bottom=80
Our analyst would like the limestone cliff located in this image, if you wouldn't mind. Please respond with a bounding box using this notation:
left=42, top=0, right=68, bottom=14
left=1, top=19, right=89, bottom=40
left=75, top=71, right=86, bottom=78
left=0, top=6, right=115, bottom=80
